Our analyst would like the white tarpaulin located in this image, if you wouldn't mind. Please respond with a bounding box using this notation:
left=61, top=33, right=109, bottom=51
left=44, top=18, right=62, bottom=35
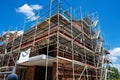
left=98, top=41, right=103, bottom=52
left=18, top=48, right=31, bottom=63
left=91, top=20, right=99, bottom=27
left=83, top=16, right=98, bottom=27
left=96, top=41, right=103, bottom=52
left=92, top=30, right=100, bottom=39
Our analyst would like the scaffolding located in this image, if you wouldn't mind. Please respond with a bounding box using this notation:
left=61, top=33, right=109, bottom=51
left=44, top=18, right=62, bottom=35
left=0, top=0, right=110, bottom=80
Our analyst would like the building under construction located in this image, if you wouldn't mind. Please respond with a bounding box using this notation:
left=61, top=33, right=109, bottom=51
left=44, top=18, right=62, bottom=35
left=0, top=0, right=110, bottom=80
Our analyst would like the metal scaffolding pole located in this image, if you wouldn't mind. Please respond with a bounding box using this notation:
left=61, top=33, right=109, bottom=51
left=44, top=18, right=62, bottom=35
left=100, top=49, right=105, bottom=80
left=80, top=6, right=89, bottom=80
left=56, top=0, right=60, bottom=80
left=45, top=0, right=52, bottom=80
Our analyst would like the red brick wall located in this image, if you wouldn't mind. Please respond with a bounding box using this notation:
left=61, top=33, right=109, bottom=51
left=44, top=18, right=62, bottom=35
left=25, top=66, right=35, bottom=80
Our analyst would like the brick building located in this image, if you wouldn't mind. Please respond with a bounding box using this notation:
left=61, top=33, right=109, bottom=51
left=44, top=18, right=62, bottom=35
left=0, top=0, right=110, bottom=80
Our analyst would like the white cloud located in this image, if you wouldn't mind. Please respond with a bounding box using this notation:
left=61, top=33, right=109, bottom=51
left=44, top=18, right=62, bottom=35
left=16, top=4, right=42, bottom=21
left=106, top=54, right=118, bottom=63
left=3, top=31, right=24, bottom=37
left=110, top=56, right=118, bottom=62
left=109, top=47, right=120, bottom=62
left=110, top=47, right=120, bottom=56
left=105, top=47, right=120, bottom=64
left=31, top=5, right=42, bottom=10
left=108, top=48, right=120, bottom=72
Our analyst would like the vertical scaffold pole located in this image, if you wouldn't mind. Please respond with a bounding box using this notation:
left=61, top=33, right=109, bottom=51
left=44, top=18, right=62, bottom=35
left=4, top=26, right=11, bottom=80
left=15, top=19, right=26, bottom=75
left=32, top=12, right=39, bottom=47
left=100, top=48, right=105, bottom=80
left=45, top=0, right=52, bottom=80
left=80, top=6, right=89, bottom=80
left=70, top=7, right=75, bottom=80
left=56, top=0, right=60, bottom=80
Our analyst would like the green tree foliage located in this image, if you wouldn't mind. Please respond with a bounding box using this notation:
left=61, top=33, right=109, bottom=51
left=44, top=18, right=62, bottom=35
left=107, top=66, right=119, bottom=80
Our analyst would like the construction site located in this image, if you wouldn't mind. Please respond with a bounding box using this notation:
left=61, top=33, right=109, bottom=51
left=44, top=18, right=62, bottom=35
left=0, top=0, right=110, bottom=80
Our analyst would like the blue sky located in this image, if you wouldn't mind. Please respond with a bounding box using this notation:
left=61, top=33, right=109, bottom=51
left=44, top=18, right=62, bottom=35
left=0, top=0, right=120, bottom=70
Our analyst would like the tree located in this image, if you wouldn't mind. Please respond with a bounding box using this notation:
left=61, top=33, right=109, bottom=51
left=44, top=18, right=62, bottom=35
left=107, top=66, right=119, bottom=80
